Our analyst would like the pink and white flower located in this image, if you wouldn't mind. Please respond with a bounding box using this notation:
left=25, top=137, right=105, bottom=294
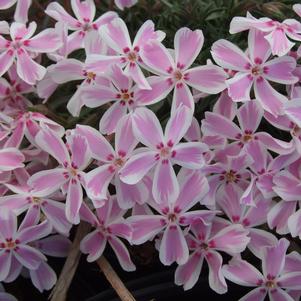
left=0, top=147, right=24, bottom=172
left=45, top=0, right=117, bottom=53
left=216, top=184, right=276, bottom=257
left=223, top=238, right=301, bottom=301
left=120, top=105, right=208, bottom=204
left=28, top=126, right=91, bottom=224
left=81, top=64, right=170, bottom=134
left=86, top=18, right=165, bottom=89
left=139, top=27, right=227, bottom=112
left=29, top=235, right=71, bottom=292
left=76, top=115, right=148, bottom=209
left=80, top=196, right=135, bottom=271
left=175, top=219, right=249, bottom=292
left=0, top=180, right=72, bottom=235
left=48, top=58, right=110, bottom=116
left=0, top=209, right=51, bottom=281
left=0, top=22, right=62, bottom=84
left=202, top=101, right=294, bottom=155
left=128, top=170, right=216, bottom=265
left=115, top=0, right=137, bottom=10
left=241, top=141, right=299, bottom=204
left=202, top=153, right=251, bottom=207
left=0, top=65, right=32, bottom=117
left=0, top=0, right=31, bottom=24
left=230, top=12, right=301, bottom=56
left=3, top=111, right=64, bottom=149
left=270, top=158, right=301, bottom=238
left=211, top=30, right=298, bottom=116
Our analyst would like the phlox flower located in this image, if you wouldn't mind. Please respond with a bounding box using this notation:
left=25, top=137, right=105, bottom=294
left=80, top=196, right=135, bottom=271
left=216, top=184, right=276, bottom=258
left=283, top=97, right=301, bottom=136
left=119, top=105, right=208, bottom=204
left=0, top=209, right=51, bottom=282
left=28, top=126, right=91, bottom=224
left=0, top=22, right=62, bottom=84
left=0, top=64, right=33, bottom=116
left=115, top=0, right=137, bottom=10
left=269, top=158, right=301, bottom=239
left=0, top=179, right=72, bottom=235
left=128, top=170, right=216, bottom=266
left=0, top=0, right=31, bottom=24
left=202, top=101, right=294, bottom=156
left=139, top=27, right=227, bottom=112
left=282, top=251, right=301, bottom=300
left=230, top=11, right=301, bottom=56
left=202, top=153, right=251, bottom=207
left=48, top=57, right=111, bottom=116
left=264, top=110, right=301, bottom=154
left=0, top=147, right=24, bottom=172
left=86, top=18, right=165, bottom=89
left=211, top=29, right=298, bottom=116
left=175, top=219, right=249, bottom=292
left=76, top=115, right=148, bottom=209
left=223, top=238, right=301, bottom=301
left=2, top=111, right=64, bottom=149
left=36, top=22, right=77, bottom=101
left=185, top=116, right=226, bottom=153
left=81, top=64, right=169, bottom=134
left=241, top=141, right=299, bottom=205
left=45, top=0, right=117, bottom=53
left=28, top=235, right=71, bottom=292
left=184, top=92, right=237, bottom=161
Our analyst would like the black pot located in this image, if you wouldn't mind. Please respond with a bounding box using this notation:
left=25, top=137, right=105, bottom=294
left=85, top=266, right=249, bottom=301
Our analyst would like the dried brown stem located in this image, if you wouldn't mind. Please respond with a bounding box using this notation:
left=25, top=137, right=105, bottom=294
left=49, top=222, right=91, bottom=301
left=97, top=256, right=136, bottom=301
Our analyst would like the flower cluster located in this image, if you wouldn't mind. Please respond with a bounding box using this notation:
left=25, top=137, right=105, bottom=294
left=0, top=1, right=301, bottom=300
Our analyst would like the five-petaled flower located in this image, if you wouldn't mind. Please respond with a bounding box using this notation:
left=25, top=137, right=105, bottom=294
left=120, top=105, right=208, bottom=204
left=223, top=238, right=301, bottom=301
left=0, top=22, right=61, bottom=84
left=211, top=29, right=298, bottom=116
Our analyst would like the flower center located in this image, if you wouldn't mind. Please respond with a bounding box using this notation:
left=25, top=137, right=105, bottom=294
left=32, top=196, right=41, bottom=204
left=173, top=69, right=183, bottom=81
left=114, top=158, right=125, bottom=168
left=160, top=147, right=171, bottom=158
left=0, top=238, right=19, bottom=250
left=200, top=242, right=209, bottom=251
left=82, top=22, right=91, bottom=31
left=128, top=51, right=137, bottom=62
left=82, top=70, right=96, bottom=83
left=117, top=90, right=134, bottom=106
left=123, top=93, right=130, bottom=100
left=155, top=141, right=176, bottom=163
left=86, top=72, right=96, bottom=81
left=219, top=169, right=242, bottom=184
left=226, top=170, right=237, bottom=183
left=122, top=46, right=140, bottom=64
left=12, top=40, right=23, bottom=49
left=70, top=167, right=78, bottom=177
left=251, top=65, right=262, bottom=76
left=240, top=129, right=254, bottom=143
left=265, top=280, right=277, bottom=288
left=167, top=213, right=177, bottom=222
left=121, top=92, right=134, bottom=103
left=243, top=134, right=253, bottom=142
